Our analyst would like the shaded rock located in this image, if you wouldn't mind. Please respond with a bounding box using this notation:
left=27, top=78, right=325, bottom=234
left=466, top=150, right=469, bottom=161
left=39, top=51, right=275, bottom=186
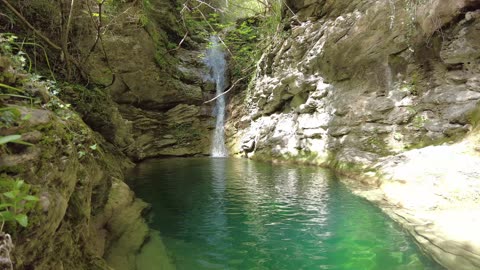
left=368, top=97, right=395, bottom=112
left=416, top=0, right=478, bottom=38
left=360, top=123, right=393, bottom=134
left=0, top=147, right=41, bottom=168
left=443, top=125, right=470, bottom=137
left=155, top=139, right=177, bottom=148
left=442, top=102, right=479, bottom=124
left=388, top=89, right=409, bottom=103
left=290, top=92, right=309, bottom=109
left=19, top=108, right=52, bottom=126
left=101, top=179, right=149, bottom=270
left=467, top=76, right=480, bottom=91
left=302, top=128, right=324, bottom=139
left=440, top=19, right=480, bottom=64
left=166, top=104, right=200, bottom=123
left=424, top=119, right=466, bottom=137
left=363, top=97, right=396, bottom=122
left=423, top=85, right=480, bottom=104
left=241, top=138, right=256, bottom=154
left=157, top=146, right=203, bottom=156
left=446, top=70, right=469, bottom=84
left=383, top=107, right=416, bottom=124
left=119, top=72, right=203, bottom=109
left=21, top=131, right=43, bottom=144
left=336, top=148, right=380, bottom=166
left=328, top=126, right=351, bottom=137
left=329, top=115, right=362, bottom=127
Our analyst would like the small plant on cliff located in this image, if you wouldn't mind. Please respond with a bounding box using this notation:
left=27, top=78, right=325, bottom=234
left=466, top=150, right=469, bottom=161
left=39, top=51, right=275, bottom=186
left=0, top=135, right=32, bottom=149
left=0, top=179, right=38, bottom=228
left=0, top=178, right=38, bottom=270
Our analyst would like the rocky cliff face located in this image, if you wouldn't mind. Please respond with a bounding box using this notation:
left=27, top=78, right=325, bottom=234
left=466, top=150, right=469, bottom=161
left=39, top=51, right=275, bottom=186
left=76, top=0, right=218, bottom=160
left=226, top=1, right=480, bottom=269
left=1, top=0, right=217, bottom=268
left=0, top=55, right=149, bottom=269
left=228, top=0, right=480, bottom=166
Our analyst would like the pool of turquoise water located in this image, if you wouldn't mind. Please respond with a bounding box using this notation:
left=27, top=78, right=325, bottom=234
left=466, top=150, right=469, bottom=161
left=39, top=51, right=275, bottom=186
left=128, top=158, right=442, bottom=270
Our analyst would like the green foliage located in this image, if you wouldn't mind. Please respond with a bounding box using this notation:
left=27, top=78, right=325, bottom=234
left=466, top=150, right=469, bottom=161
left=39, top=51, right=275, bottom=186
left=166, top=41, right=178, bottom=50
left=0, top=135, right=22, bottom=145
left=186, top=0, right=283, bottom=80
left=171, top=122, right=202, bottom=143
left=0, top=179, right=38, bottom=228
left=0, top=34, right=18, bottom=54
left=0, top=83, right=25, bottom=94
left=0, top=33, right=57, bottom=106
left=142, top=17, right=177, bottom=68
left=45, top=96, right=71, bottom=115
left=0, top=108, right=34, bottom=147
left=259, top=0, right=283, bottom=38
left=412, top=114, right=426, bottom=129
left=225, top=18, right=260, bottom=78
left=219, top=0, right=278, bottom=21
left=0, top=32, right=56, bottom=81
left=0, top=34, right=30, bottom=73
left=0, top=134, right=32, bottom=146
left=183, top=9, right=212, bottom=40
left=0, top=107, right=22, bottom=128
left=139, top=13, right=149, bottom=27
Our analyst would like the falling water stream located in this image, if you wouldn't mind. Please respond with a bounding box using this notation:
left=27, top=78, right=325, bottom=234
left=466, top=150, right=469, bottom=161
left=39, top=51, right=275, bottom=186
left=129, top=36, right=442, bottom=270
left=205, top=36, right=228, bottom=157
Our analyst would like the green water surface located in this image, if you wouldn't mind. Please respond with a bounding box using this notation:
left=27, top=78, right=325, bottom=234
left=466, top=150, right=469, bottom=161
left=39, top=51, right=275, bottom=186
left=128, top=158, right=442, bottom=270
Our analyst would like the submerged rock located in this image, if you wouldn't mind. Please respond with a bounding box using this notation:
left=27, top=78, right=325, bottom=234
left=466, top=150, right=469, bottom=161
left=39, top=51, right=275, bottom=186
left=100, top=179, right=150, bottom=270
left=350, top=137, right=480, bottom=270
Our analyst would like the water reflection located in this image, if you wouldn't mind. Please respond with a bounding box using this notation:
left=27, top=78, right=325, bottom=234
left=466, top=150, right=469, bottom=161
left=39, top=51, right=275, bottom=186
left=130, top=158, right=442, bottom=270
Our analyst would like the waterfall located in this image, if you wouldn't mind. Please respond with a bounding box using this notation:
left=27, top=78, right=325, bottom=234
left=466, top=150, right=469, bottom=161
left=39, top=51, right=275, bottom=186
left=205, top=36, right=228, bottom=157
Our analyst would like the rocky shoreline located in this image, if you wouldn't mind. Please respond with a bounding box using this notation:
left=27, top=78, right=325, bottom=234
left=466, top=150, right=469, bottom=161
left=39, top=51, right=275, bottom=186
left=342, top=134, right=480, bottom=269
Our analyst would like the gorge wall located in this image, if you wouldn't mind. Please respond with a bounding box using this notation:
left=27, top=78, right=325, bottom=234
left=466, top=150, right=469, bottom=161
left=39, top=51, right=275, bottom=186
left=1, top=0, right=214, bottom=268
left=228, top=0, right=480, bottom=166
left=226, top=1, right=480, bottom=269
left=71, top=0, right=219, bottom=160
left=0, top=54, right=148, bottom=269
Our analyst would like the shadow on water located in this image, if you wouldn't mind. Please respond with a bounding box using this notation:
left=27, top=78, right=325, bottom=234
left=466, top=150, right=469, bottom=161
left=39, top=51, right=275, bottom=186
left=128, top=158, right=444, bottom=270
